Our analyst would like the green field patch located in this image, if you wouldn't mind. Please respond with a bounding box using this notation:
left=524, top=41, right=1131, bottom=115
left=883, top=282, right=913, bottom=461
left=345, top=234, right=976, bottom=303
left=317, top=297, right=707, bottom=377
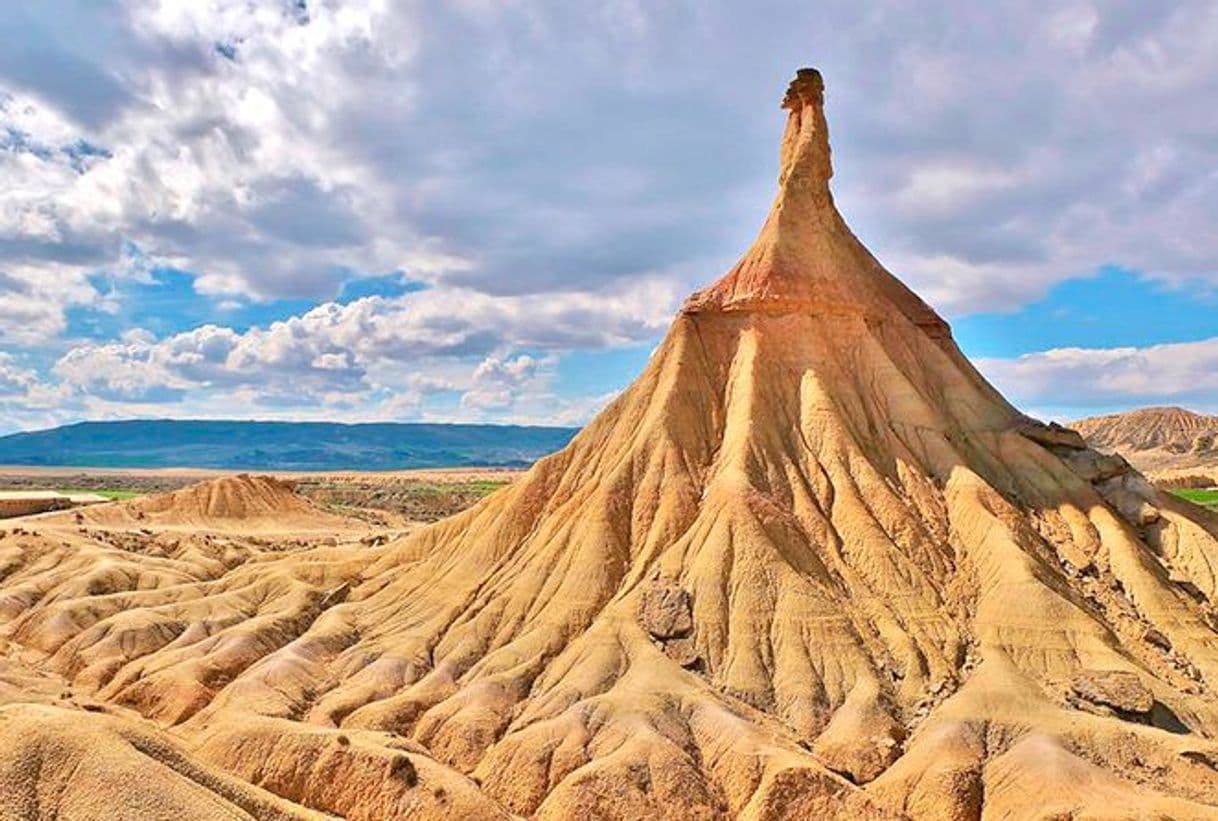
left=1172, top=488, right=1218, bottom=509
left=52, top=487, right=142, bottom=501
left=0, top=487, right=141, bottom=501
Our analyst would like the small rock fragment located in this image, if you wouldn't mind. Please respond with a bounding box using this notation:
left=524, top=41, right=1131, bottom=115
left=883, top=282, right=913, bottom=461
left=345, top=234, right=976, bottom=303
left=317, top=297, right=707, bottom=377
left=1143, top=627, right=1172, bottom=652
left=638, top=582, right=693, bottom=639
left=1017, top=420, right=1087, bottom=450
left=662, top=635, right=701, bottom=668
left=1071, top=670, right=1154, bottom=715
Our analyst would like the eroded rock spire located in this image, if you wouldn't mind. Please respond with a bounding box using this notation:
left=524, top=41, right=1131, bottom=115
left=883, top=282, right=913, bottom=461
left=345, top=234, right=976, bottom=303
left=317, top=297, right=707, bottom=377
left=684, top=68, right=949, bottom=339
left=778, top=67, right=832, bottom=199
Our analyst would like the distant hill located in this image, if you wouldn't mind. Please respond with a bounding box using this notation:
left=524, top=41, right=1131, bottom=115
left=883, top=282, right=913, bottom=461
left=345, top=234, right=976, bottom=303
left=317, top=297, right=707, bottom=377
left=0, top=419, right=578, bottom=471
left=1073, top=406, right=1218, bottom=474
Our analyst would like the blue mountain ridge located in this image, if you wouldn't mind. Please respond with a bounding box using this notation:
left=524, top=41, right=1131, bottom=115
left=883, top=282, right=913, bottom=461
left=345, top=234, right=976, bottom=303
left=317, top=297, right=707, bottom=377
left=0, top=419, right=578, bottom=471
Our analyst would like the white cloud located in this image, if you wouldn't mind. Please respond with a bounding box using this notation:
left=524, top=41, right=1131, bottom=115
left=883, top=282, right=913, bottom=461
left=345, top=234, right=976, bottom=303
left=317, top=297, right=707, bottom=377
left=0, top=354, right=36, bottom=397
left=0, top=2, right=434, bottom=333
left=472, top=354, right=541, bottom=387
left=0, top=264, right=99, bottom=343
left=461, top=353, right=548, bottom=411
left=892, top=163, right=1021, bottom=216
left=0, top=1, right=1211, bottom=322
left=978, top=336, right=1218, bottom=413
left=2, top=1, right=1218, bottom=430
left=44, top=278, right=674, bottom=419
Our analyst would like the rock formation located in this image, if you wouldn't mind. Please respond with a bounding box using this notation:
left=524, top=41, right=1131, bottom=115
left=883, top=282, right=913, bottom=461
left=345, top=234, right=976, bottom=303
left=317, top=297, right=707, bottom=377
left=65, top=473, right=362, bottom=534
left=4, top=69, right=1218, bottom=819
left=1076, top=406, right=1218, bottom=477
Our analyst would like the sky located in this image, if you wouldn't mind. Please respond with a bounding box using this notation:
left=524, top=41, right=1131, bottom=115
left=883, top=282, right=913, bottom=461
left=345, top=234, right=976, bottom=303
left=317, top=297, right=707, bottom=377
left=1, top=0, right=1217, bottom=434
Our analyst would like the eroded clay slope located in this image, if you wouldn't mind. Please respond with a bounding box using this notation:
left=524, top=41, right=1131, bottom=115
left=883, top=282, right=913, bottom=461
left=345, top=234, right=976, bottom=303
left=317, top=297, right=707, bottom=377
left=1076, top=406, right=1218, bottom=475
left=64, top=473, right=366, bottom=535
left=4, top=69, right=1218, bottom=820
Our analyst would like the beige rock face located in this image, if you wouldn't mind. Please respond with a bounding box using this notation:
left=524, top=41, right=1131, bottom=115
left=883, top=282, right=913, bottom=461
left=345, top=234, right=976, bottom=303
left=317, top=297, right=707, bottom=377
left=3, top=69, right=1218, bottom=819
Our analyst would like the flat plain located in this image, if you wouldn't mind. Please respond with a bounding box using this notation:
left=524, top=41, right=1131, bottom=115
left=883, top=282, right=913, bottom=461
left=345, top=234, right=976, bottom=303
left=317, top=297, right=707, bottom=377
left=0, top=465, right=520, bottom=524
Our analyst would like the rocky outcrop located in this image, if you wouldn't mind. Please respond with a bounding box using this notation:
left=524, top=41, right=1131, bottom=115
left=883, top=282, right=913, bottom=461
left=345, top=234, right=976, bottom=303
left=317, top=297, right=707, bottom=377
left=1017, top=420, right=1088, bottom=450
left=638, top=582, right=693, bottom=639
left=1071, top=670, right=1155, bottom=715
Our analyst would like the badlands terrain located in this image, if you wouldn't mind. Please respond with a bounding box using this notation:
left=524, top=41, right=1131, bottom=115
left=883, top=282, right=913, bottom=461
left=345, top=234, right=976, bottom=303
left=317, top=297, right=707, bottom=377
left=4, top=69, right=1218, bottom=819
left=1076, top=407, right=1218, bottom=485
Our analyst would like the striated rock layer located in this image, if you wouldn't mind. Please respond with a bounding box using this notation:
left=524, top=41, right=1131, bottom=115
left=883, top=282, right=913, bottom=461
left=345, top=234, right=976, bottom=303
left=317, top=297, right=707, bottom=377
left=1076, top=406, right=1218, bottom=477
left=4, top=69, right=1218, bottom=819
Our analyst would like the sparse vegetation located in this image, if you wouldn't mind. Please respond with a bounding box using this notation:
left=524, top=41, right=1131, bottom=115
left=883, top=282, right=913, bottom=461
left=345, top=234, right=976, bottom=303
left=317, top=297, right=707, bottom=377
left=413, top=479, right=509, bottom=495
left=56, top=487, right=142, bottom=501
left=295, top=477, right=512, bottom=522
left=387, top=753, right=418, bottom=787
left=0, top=472, right=190, bottom=496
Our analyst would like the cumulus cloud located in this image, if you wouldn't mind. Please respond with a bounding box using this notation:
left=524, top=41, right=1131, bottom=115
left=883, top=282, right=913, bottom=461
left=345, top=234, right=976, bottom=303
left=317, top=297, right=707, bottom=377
left=462, top=353, right=547, bottom=411
left=0, top=354, right=36, bottom=397
left=2, top=2, right=1218, bottom=429
left=1, top=1, right=1215, bottom=324
left=43, top=278, right=673, bottom=422
left=978, top=337, right=1218, bottom=413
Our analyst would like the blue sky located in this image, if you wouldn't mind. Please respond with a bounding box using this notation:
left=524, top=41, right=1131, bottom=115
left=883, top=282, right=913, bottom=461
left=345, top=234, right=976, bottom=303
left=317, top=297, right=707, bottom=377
left=1, top=1, right=1217, bottom=433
